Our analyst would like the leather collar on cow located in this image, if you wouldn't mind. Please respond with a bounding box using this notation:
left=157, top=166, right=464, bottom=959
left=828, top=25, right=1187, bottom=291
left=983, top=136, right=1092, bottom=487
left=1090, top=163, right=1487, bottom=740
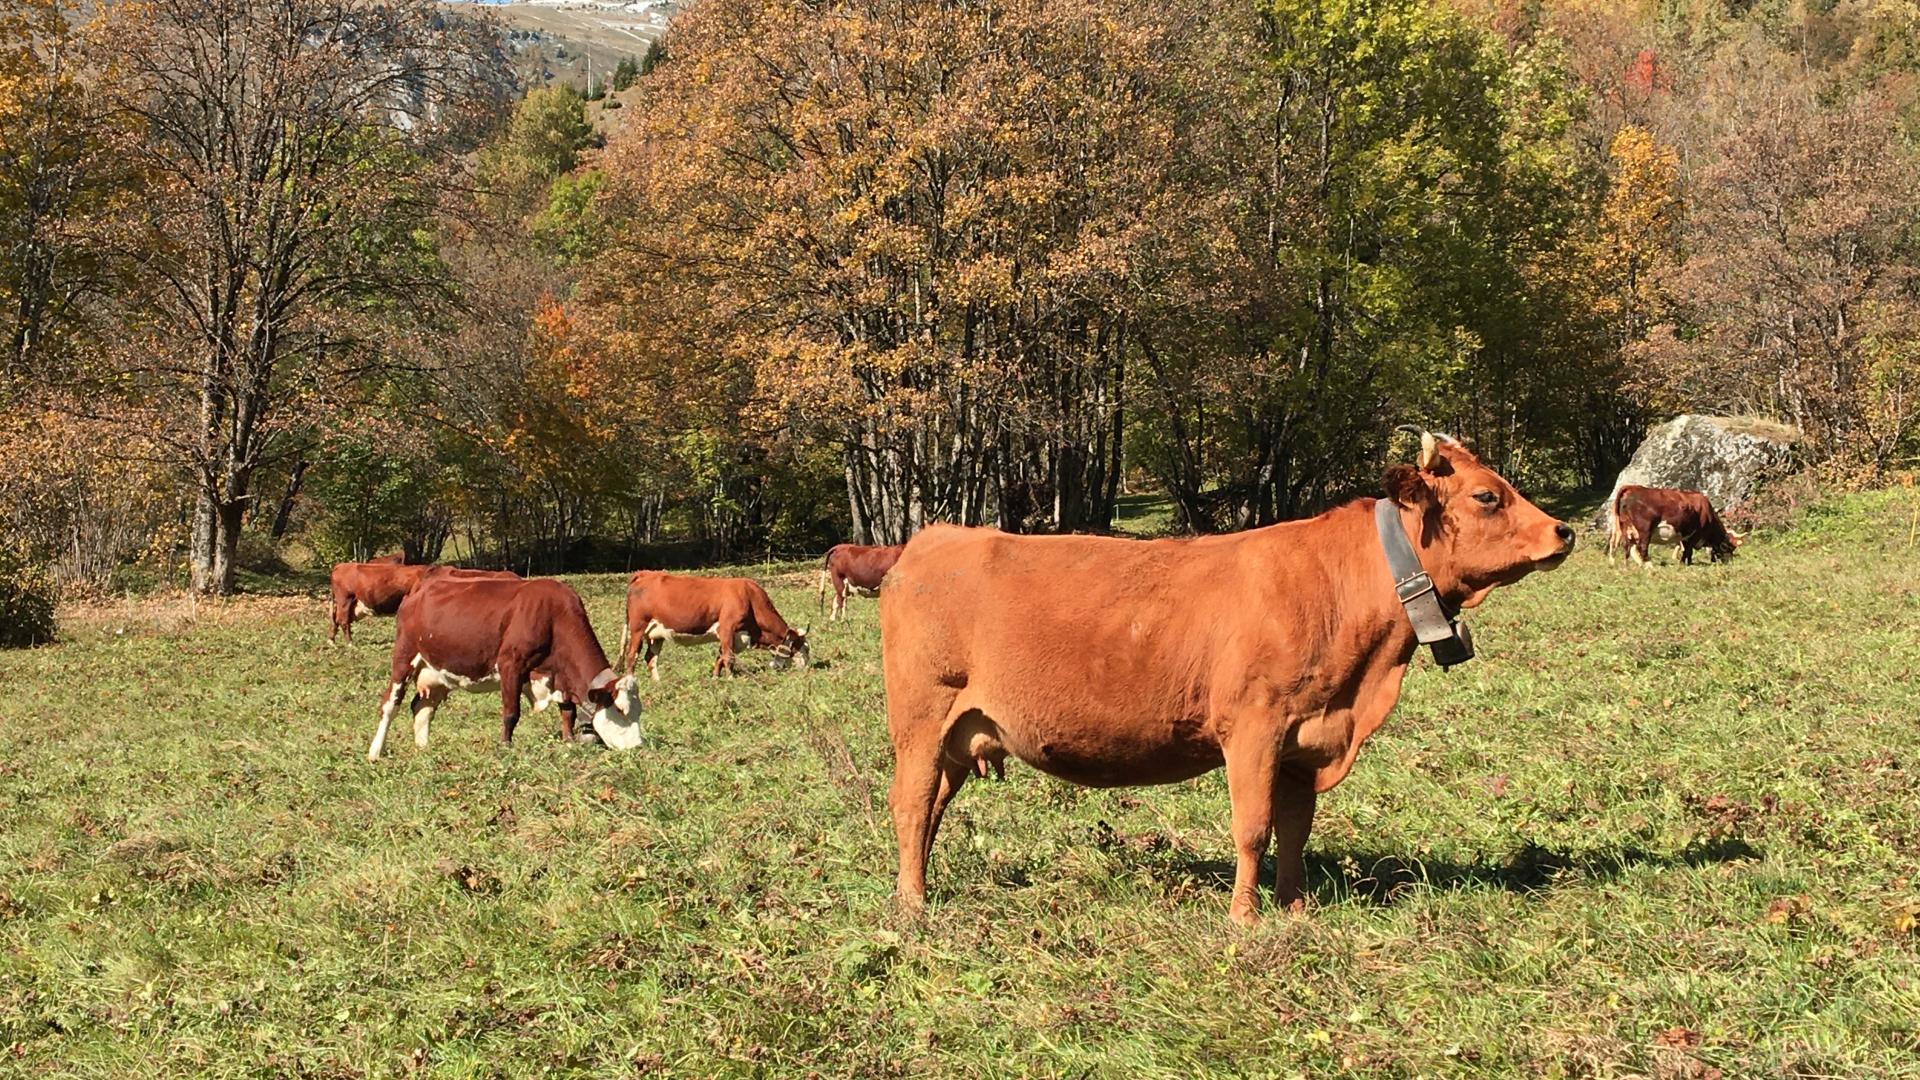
left=1373, top=497, right=1475, bottom=669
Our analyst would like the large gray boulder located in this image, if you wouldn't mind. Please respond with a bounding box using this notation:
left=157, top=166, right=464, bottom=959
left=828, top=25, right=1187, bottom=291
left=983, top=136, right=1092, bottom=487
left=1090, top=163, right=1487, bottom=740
left=1593, top=415, right=1798, bottom=529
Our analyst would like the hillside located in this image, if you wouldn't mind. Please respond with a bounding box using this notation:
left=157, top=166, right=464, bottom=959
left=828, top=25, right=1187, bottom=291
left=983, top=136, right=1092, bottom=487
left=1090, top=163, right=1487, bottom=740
left=456, top=0, right=675, bottom=91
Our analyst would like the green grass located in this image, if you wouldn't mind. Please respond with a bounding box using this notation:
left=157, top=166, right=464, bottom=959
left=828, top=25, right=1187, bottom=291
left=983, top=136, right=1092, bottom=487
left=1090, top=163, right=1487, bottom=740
left=3, top=491, right=1919, bottom=1077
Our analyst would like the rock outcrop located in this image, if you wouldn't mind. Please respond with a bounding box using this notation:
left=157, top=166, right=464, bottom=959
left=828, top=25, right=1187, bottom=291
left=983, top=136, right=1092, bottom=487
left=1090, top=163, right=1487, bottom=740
left=1594, top=415, right=1798, bottom=530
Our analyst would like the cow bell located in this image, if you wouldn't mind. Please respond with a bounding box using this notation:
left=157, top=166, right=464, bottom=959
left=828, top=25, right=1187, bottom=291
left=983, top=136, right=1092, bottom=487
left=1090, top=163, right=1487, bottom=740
left=1430, top=620, right=1475, bottom=669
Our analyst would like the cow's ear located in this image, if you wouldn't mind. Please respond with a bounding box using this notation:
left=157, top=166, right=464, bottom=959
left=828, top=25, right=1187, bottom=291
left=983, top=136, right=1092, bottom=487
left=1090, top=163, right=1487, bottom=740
left=1383, top=465, right=1435, bottom=510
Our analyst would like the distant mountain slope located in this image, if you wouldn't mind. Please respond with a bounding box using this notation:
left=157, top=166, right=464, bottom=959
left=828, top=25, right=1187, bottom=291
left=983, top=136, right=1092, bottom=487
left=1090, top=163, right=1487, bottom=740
left=454, top=1, right=676, bottom=91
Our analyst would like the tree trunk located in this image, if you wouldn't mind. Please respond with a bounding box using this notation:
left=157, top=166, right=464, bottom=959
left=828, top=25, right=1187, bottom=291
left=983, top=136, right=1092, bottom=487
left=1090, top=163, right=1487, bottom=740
left=269, top=459, right=308, bottom=539
left=210, top=498, right=244, bottom=595
left=189, top=485, right=217, bottom=593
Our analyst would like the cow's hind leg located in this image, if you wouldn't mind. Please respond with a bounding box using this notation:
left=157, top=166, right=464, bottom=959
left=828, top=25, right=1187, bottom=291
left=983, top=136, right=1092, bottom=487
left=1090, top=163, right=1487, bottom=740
left=411, top=683, right=448, bottom=749
left=332, top=590, right=354, bottom=644
left=619, top=614, right=642, bottom=674
left=498, top=666, right=525, bottom=745
left=713, top=613, right=741, bottom=678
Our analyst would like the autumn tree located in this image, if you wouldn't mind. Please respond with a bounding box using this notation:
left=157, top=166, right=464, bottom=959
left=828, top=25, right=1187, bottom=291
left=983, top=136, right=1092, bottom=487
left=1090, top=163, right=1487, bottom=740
left=1643, top=81, right=1920, bottom=475
left=0, top=0, right=125, bottom=387
left=587, top=0, right=1239, bottom=542
left=87, top=0, right=501, bottom=594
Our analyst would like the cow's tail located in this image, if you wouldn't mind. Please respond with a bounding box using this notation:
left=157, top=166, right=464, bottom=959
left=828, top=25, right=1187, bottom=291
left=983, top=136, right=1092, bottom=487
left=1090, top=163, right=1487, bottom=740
left=817, top=547, right=837, bottom=614
left=617, top=619, right=630, bottom=672
left=1607, top=489, right=1639, bottom=563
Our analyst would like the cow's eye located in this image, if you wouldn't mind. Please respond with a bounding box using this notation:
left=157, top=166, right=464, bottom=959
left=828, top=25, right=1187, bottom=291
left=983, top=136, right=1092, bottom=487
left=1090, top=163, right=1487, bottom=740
left=1472, top=490, right=1499, bottom=507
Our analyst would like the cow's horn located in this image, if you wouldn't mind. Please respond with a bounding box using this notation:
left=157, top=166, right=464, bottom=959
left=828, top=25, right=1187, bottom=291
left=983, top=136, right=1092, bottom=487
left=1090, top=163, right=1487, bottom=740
left=1391, top=424, right=1447, bottom=470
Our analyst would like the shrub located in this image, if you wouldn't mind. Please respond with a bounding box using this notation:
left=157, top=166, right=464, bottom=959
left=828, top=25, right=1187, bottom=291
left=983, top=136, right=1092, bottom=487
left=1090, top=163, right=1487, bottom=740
left=0, top=539, right=57, bottom=648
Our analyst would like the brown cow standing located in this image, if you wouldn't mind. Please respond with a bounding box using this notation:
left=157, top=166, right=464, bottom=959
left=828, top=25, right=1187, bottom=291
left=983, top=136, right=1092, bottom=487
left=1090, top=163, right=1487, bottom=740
left=368, top=575, right=640, bottom=759
left=328, top=562, right=516, bottom=643
left=817, top=543, right=906, bottom=620
left=330, top=562, right=431, bottom=643
left=1608, top=485, right=1743, bottom=565
left=618, top=571, right=810, bottom=680
left=879, top=433, right=1573, bottom=925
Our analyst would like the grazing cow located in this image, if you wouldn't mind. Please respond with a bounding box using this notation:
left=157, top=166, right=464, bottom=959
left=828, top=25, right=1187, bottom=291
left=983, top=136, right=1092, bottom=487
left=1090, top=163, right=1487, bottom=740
left=817, top=542, right=906, bottom=620
left=328, top=562, right=515, bottom=643
left=618, top=571, right=810, bottom=680
left=879, top=432, right=1574, bottom=925
left=1608, top=484, right=1743, bottom=565
left=330, top=562, right=432, bottom=644
left=368, top=576, right=640, bottom=759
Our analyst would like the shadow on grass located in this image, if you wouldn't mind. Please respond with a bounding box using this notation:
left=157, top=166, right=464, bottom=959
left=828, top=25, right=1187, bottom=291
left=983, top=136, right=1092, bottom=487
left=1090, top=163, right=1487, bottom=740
left=1159, top=836, right=1761, bottom=906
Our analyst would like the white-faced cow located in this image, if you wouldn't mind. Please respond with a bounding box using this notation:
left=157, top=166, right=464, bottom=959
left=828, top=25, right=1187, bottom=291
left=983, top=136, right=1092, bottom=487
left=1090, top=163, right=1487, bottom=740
left=878, top=431, right=1574, bottom=925
left=617, top=570, right=809, bottom=680
left=817, top=542, right=906, bottom=620
left=368, top=575, right=640, bottom=759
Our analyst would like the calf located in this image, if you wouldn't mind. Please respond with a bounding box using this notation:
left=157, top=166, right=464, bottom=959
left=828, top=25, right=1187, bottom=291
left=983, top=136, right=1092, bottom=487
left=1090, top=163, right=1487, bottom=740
left=1608, top=484, right=1743, bottom=565
left=818, top=542, right=906, bottom=620
left=880, top=432, right=1573, bottom=924
left=618, top=571, right=810, bottom=680
left=368, top=576, right=640, bottom=759
left=329, top=562, right=514, bottom=643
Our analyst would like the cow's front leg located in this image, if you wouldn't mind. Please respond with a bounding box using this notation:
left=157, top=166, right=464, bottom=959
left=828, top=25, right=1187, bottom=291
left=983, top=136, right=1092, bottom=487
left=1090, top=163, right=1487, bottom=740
left=1222, top=737, right=1279, bottom=927
left=369, top=678, right=407, bottom=761
left=369, top=640, right=421, bottom=761
left=557, top=700, right=577, bottom=742
left=1269, top=770, right=1318, bottom=911
left=498, top=666, right=525, bottom=745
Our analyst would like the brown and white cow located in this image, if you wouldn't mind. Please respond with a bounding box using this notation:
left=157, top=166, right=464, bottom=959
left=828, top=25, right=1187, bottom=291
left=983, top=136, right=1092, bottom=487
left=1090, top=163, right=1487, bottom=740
left=817, top=542, right=906, bottom=620
left=328, top=562, right=516, bottom=643
left=1608, top=484, right=1743, bottom=565
left=368, top=575, right=640, bottom=759
left=617, top=570, right=810, bottom=680
left=879, top=432, right=1573, bottom=925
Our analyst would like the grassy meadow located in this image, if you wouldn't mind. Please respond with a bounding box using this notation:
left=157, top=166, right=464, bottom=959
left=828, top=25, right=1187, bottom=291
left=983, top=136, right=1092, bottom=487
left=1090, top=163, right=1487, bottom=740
left=2, top=490, right=1919, bottom=1077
